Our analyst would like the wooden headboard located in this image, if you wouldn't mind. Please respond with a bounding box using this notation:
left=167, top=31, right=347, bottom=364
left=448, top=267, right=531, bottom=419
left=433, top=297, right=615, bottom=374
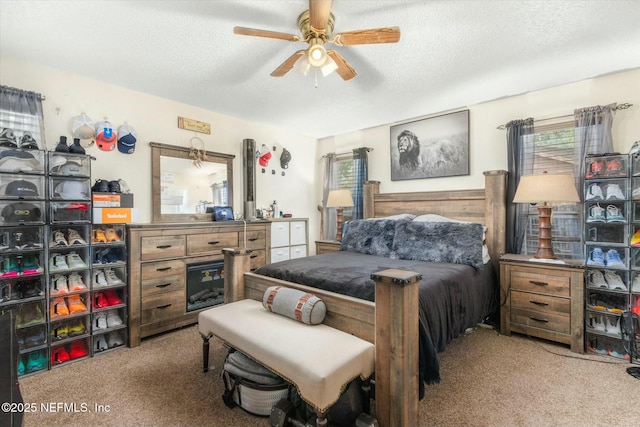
left=362, top=170, right=508, bottom=273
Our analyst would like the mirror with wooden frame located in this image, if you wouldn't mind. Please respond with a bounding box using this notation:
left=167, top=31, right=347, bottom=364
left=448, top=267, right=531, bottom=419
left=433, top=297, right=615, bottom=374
left=151, top=142, right=234, bottom=223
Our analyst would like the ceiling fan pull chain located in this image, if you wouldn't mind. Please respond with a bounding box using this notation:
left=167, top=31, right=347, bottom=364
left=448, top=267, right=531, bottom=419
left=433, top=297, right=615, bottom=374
left=314, top=68, right=318, bottom=88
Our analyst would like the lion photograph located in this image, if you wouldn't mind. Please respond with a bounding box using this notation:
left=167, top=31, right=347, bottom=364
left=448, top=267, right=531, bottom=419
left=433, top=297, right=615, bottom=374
left=390, top=110, right=469, bottom=181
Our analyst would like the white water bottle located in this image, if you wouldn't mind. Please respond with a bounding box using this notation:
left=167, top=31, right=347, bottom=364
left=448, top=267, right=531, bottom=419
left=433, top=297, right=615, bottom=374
left=272, top=200, right=278, bottom=218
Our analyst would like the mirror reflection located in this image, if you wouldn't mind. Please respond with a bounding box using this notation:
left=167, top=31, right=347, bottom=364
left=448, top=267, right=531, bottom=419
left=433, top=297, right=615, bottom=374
left=159, top=156, right=228, bottom=214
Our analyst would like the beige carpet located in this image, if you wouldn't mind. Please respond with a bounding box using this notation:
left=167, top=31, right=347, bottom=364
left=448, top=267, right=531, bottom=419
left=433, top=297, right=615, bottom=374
left=18, top=324, right=639, bottom=427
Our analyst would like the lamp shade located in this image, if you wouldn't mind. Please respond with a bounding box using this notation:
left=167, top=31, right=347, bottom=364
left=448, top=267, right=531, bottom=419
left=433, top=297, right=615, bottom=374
left=326, top=189, right=354, bottom=208
left=513, top=173, right=580, bottom=203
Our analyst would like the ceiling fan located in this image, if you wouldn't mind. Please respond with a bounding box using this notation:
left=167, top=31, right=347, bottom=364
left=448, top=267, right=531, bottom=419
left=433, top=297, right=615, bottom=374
left=233, top=0, right=400, bottom=81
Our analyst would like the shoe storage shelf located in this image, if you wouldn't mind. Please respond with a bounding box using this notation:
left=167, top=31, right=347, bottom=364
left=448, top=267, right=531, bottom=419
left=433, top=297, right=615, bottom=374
left=91, top=223, right=127, bottom=355
left=584, top=153, right=639, bottom=363
left=0, top=147, right=48, bottom=376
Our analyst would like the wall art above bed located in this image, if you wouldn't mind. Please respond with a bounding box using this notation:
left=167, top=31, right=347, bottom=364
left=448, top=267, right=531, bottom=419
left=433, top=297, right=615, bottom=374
left=390, top=109, right=469, bottom=181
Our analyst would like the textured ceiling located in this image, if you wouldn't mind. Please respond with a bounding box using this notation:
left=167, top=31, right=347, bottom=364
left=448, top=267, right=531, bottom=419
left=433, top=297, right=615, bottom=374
left=1, top=0, right=639, bottom=139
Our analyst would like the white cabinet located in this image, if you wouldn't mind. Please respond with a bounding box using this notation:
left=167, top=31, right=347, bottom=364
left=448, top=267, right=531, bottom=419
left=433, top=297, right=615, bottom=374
left=270, top=219, right=308, bottom=262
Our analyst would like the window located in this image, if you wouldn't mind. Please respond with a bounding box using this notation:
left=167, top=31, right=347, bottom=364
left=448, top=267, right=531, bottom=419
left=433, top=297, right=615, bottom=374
left=332, top=155, right=356, bottom=222
left=521, top=122, right=582, bottom=259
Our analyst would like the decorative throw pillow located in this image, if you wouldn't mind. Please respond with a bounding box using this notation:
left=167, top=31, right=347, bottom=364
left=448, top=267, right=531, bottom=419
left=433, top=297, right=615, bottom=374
left=340, top=218, right=405, bottom=257
left=262, top=286, right=326, bottom=325
left=391, top=220, right=485, bottom=269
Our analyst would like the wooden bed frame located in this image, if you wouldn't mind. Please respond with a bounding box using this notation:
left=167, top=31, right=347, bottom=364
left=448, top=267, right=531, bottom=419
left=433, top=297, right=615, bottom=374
left=223, top=170, right=507, bottom=427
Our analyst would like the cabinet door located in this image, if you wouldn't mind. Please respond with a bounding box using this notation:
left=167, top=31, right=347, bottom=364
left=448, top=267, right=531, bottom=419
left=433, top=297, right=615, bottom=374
left=271, top=247, right=290, bottom=263
left=271, top=222, right=289, bottom=248
left=290, top=221, right=307, bottom=246
left=289, top=245, right=307, bottom=260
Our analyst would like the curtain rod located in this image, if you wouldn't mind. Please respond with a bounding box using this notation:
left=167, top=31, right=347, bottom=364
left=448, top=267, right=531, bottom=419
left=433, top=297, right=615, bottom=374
left=322, top=147, right=373, bottom=158
left=496, top=102, right=633, bottom=130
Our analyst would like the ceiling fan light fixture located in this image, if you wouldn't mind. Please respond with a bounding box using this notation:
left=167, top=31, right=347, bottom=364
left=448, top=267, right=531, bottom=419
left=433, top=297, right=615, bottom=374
left=307, top=43, right=327, bottom=67
left=320, top=56, right=338, bottom=77
left=293, top=54, right=311, bottom=76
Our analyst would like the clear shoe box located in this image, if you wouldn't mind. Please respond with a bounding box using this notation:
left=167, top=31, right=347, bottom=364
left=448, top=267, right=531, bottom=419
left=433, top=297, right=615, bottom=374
left=0, top=200, right=45, bottom=225
left=15, top=300, right=46, bottom=328
left=585, top=269, right=629, bottom=291
left=49, top=225, right=90, bottom=249
left=585, top=245, right=628, bottom=269
left=91, top=224, right=125, bottom=244
left=586, top=334, right=629, bottom=360
left=1, top=252, right=44, bottom=279
left=50, top=201, right=91, bottom=223
left=18, top=348, right=48, bottom=376
left=92, top=266, right=126, bottom=290
left=48, top=247, right=90, bottom=273
left=17, top=323, right=48, bottom=352
left=51, top=336, right=91, bottom=367
left=585, top=179, right=628, bottom=201
left=585, top=155, right=628, bottom=180
left=49, top=292, right=90, bottom=321
left=586, top=312, right=623, bottom=338
left=92, top=307, right=126, bottom=335
left=0, top=147, right=45, bottom=174
left=0, top=275, right=44, bottom=304
left=0, top=174, right=46, bottom=199
left=93, top=328, right=127, bottom=355
left=50, top=269, right=91, bottom=297
left=92, top=245, right=127, bottom=267
left=92, top=287, right=126, bottom=311
left=586, top=290, right=629, bottom=314
left=50, top=177, right=91, bottom=201
left=48, top=152, right=90, bottom=177
left=585, top=222, right=628, bottom=245
left=1, top=225, right=44, bottom=252
left=50, top=314, right=90, bottom=344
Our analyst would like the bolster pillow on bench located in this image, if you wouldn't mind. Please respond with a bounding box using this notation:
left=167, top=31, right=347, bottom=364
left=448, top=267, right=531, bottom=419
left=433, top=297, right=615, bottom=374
left=262, top=286, right=327, bottom=325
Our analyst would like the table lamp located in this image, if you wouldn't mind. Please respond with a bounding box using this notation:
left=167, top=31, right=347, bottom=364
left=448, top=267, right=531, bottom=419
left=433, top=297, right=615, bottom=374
left=513, top=172, right=580, bottom=259
left=326, top=189, right=354, bottom=241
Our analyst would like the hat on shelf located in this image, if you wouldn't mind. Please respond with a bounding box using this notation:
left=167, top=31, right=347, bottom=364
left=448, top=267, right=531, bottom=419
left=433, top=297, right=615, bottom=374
left=95, top=120, right=117, bottom=151
left=54, top=180, right=89, bottom=200
left=19, top=132, right=39, bottom=150
left=0, top=128, right=18, bottom=148
left=58, top=161, right=85, bottom=176
left=4, top=180, right=39, bottom=197
left=117, top=123, right=137, bottom=154
left=0, top=149, right=43, bottom=173
left=280, top=148, right=291, bottom=169
left=258, top=144, right=272, bottom=167
left=71, top=113, right=95, bottom=144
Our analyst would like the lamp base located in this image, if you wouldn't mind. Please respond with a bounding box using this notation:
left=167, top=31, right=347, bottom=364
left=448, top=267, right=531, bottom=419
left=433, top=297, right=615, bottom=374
left=534, top=205, right=555, bottom=260
left=335, top=208, right=344, bottom=241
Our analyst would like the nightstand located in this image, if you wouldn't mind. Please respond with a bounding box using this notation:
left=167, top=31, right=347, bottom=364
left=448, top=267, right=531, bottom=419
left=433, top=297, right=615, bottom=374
left=315, top=240, right=341, bottom=254
left=499, top=254, right=584, bottom=353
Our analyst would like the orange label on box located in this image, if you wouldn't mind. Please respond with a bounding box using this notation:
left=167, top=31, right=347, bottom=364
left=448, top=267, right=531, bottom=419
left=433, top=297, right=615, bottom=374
left=93, top=194, right=121, bottom=207
left=98, top=208, right=131, bottom=223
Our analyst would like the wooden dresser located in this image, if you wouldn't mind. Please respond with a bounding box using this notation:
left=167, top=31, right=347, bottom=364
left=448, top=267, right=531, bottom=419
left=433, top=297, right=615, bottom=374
left=127, top=221, right=269, bottom=347
left=499, top=254, right=584, bottom=353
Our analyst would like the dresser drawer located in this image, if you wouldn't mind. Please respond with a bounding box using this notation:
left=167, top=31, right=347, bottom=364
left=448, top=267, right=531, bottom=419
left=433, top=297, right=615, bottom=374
left=249, top=249, right=265, bottom=270
left=141, top=290, right=185, bottom=325
left=510, top=290, right=570, bottom=334
left=187, top=232, right=238, bottom=255
left=141, top=260, right=185, bottom=297
left=510, top=266, right=571, bottom=297
left=140, top=236, right=186, bottom=261
left=244, top=229, right=266, bottom=250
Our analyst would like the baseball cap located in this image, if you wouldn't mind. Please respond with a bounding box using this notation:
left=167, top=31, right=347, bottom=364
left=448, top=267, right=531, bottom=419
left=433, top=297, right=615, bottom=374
left=0, top=149, right=44, bottom=173
left=58, top=161, right=85, bottom=176
left=280, top=148, right=291, bottom=169
left=95, top=120, right=117, bottom=151
left=54, top=180, right=90, bottom=200
left=1, top=202, right=42, bottom=224
left=4, top=180, right=39, bottom=198
left=0, top=128, right=18, bottom=148
left=117, top=123, right=137, bottom=154
left=258, top=144, right=271, bottom=167
left=72, top=113, right=95, bottom=144
left=19, top=132, right=39, bottom=150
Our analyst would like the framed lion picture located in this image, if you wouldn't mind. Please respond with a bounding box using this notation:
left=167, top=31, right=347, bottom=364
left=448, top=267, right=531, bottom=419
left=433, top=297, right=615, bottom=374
left=390, top=109, right=469, bottom=181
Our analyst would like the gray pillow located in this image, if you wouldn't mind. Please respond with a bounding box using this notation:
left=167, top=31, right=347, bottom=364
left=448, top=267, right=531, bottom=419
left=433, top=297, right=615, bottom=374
left=340, top=218, right=405, bottom=257
left=262, top=286, right=326, bottom=325
left=391, top=220, right=484, bottom=269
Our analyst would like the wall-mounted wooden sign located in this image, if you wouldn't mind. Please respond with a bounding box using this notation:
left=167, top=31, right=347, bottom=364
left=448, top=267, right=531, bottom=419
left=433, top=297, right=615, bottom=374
left=178, top=116, right=211, bottom=134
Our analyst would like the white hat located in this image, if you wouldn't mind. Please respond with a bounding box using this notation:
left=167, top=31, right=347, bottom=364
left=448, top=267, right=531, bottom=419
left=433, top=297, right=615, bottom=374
left=72, top=113, right=95, bottom=143
left=54, top=180, right=89, bottom=200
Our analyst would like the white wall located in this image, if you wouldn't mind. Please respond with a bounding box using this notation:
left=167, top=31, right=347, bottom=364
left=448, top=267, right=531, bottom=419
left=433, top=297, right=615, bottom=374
left=317, top=68, right=640, bottom=199
left=0, top=56, right=318, bottom=243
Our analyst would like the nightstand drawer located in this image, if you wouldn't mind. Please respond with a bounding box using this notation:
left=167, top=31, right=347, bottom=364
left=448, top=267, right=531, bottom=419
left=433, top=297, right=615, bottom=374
left=510, top=266, right=571, bottom=297
left=511, top=291, right=570, bottom=334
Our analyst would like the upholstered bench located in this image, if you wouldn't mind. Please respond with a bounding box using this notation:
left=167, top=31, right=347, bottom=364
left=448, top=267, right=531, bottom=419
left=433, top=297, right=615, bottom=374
left=198, top=298, right=375, bottom=418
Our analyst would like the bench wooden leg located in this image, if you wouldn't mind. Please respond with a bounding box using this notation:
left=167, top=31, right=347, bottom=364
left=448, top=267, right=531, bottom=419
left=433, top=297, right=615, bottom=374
left=200, top=332, right=213, bottom=373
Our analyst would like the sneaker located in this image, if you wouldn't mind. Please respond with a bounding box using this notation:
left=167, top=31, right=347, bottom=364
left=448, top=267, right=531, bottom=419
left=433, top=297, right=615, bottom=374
left=50, top=254, right=69, bottom=271
left=604, top=270, right=627, bottom=291
left=66, top=252, right=87, bottom=269
left=0, top=128, right=18, bottom=147
left=106, top=310, right=123, bottom=328
left=108, top=180, right=121, bottom=193
left=24, top=328, right=46, bottom=347
left=104, top=289, right=122, bottom=306
left=51, top=298, right=69, bottom=317
left=587, top=204, right=606, bottom=223
left=19, top=132, right=38, bottom=150
left=69, top=138, right=86, bottom=154
left=18, top=358, right=25, bottom=375
left=51, top=323, right=69, bottom=340
left=605, top=205, right=625, bottom=223
left=586, top=158, right=606, bottom=179
left=69, top=340, right=88, bottom=359
left=68, top=319, right=86, bottom=336
left=26, top=351, right=46, bottom=372
left=104, top=269, right=124, bottom=286
left=606, top=316, right=621, bottom=336
left=605, top=249, right=625, bottom=268
left=92, top=229, right=108, bottom=243
left=592, top=315, right=607, bottom=332
left=587, top=270, right=608, bottom=288
left=587, top=248, right=605, bottom=267
left=67, top=229, right=87, bottom=246
left=54, top=136, right=69, bottom=153
left=94, top=312, right=107, bottom=330
left=585, top=183, right=604, bottom=201
left=93, top=270, right=108, bottom=287
left=17, top=279, right=42, bottom=298
left=51, top=346, right=71, bottom=365
left=50, top=231, right=68, bottom=248
left=68, top=272, right=87, bottom=292
left=20, top=254, right=43, bottom=275
left=67, top=294, right=87, bottom=314
left=633, top=275, right=640, bottom=292
left=605, top=158, right=627, bottom=177
left=118, top=179, right=131, bottom=194
left=50, top=274, right=69, bottom=296
left=1, top=256, right=19, bottom=278
left=94, top=336, right=108, bottom=352
left=605, top=183, right=625, bottom=200
left=104, top=227, right=120, bottom=242
left=93, top=291, right=109, bottom=309
left=18, top=304, right=44, bottom=327
left=631, top=230, right=640, bottom=247
left=91, top=179, right=109, bottom=193
left=107, top=331, right=124, bottom=348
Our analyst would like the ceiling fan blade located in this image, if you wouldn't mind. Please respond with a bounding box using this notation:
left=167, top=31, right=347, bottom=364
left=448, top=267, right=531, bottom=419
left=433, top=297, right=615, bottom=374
left=271, top=50, right=306, bottom=77
left=326, top=50, right=357, bottom=81
left=233, top=26, right=300, bottom=42
left=309, top=0, right=332, bottom=31
left=333, top=27, right=401, bottom=45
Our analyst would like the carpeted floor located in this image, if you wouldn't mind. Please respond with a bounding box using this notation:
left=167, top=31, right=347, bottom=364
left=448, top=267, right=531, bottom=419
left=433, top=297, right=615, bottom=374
left=18, top=324, right=640, bottom=427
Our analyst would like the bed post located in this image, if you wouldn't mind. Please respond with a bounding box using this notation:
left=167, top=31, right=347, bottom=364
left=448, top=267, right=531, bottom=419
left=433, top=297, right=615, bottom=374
left=371, top=269, right=421, bottom=427
left=483, top=170, right=507, bottom=274
left=222, top=248, right=251, bottom=303
left=363, top=181, right=380, bottom=219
